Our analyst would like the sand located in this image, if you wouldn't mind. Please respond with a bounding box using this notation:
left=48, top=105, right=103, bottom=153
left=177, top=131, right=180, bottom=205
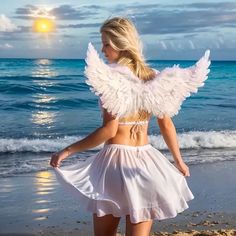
left=0, top=160, right=235, bottom=235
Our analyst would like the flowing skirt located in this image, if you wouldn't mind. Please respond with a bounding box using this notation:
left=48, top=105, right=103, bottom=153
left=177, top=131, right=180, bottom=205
left=54, top=143, right=194, bottom=224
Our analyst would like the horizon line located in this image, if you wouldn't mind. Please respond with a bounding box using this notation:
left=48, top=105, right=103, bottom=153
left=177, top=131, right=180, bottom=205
left=0, top=57, right=235, bottom=62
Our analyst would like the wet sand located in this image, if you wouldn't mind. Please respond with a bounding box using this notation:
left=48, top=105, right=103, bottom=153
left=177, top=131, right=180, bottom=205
left=0, top=160, right=235, bottom=235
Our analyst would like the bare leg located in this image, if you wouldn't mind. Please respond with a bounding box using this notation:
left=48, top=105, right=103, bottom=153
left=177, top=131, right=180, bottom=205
left=93, top=214, right=121, bottom=236
left=125, top=215, right=153, bottom=236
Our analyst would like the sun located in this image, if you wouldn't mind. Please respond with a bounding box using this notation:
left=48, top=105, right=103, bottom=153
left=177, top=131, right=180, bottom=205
left=33, top=18, right=55, bottom=33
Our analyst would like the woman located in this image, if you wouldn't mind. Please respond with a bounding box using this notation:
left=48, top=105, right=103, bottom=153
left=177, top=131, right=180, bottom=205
left=50, top=17, right=210, bottom=236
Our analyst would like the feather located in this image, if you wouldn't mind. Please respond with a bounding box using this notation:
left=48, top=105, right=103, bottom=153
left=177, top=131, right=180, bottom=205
left=84, top=42, right=211, bottom=119
left=144, top=50, right=211, bottom=118
left=84, top=42, right=142, bottom=118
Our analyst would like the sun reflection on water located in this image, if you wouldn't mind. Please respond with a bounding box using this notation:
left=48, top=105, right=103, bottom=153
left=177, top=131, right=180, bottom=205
left=31, top=111, right=56, bottom=125
left=37, top=59, right=52, bottom=66
left=31, top=60, right=58, bottom=127
left=34, top=171, right=54, bottom=193
left=32, top=59, right=58, bottom=78
left=32, top=171, right=55, bottom=220
left=32, top=208, right=51, bottom=213
left=34, top=94, right=56, bottom=104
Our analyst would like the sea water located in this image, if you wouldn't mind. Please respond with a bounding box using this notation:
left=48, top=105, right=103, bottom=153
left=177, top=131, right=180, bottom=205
left=0, top=58, right=235, bottom=177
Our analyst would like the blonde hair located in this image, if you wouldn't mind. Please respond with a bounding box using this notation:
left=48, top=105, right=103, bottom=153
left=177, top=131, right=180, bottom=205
left=100, top=17, right=155, bottom=81
left=100, top=17, right=153, bottom=123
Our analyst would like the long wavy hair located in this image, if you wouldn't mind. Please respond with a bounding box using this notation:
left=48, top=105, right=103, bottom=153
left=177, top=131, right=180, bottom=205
left=100, top=17, right=155, bottom=81
left=100, top=17, right=153, bottom=122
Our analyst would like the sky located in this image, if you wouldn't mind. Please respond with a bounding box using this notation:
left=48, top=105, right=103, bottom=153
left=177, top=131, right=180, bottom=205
left=0, top=0, right=236, bottom=60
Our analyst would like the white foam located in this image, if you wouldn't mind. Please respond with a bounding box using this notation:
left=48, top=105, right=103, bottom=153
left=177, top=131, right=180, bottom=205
left=0, top=131, right=236, bottom=153
left=0, top=136, right=84, bottom=153
left=149, top=130, right=236, bottom=150
left=1, top=131, right=236, bottom=177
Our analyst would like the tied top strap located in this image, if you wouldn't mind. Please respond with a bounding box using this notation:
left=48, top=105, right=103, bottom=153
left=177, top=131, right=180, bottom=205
left=118, top=120, right=149, bottom=125
left=129, top=124, right=144, bottom=139
left=118, top=120, right=149, bottom=139
left=98, top=98, right=149, bottom=139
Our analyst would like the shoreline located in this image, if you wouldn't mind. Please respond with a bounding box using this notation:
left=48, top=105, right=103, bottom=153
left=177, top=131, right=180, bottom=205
left=0, top=160, right=236, bottom=235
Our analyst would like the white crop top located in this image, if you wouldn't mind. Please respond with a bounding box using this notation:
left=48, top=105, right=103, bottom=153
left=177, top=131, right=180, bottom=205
left=118, top=120, right=149, bottom=125
left=98, top=99, right=148, bottom=139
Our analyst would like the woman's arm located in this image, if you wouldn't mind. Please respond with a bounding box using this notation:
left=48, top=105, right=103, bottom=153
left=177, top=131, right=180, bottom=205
left=157, top=115, right=190, bottom=176
left=50, top=109, right=118, bottom=167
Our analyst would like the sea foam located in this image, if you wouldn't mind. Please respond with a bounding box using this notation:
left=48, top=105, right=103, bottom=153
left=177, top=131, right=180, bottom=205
left=0, top=130, right=235, bottom=153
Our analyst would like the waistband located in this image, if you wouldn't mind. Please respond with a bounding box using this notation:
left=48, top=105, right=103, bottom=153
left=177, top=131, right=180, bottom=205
left=103, top=143, right=152, bottom=151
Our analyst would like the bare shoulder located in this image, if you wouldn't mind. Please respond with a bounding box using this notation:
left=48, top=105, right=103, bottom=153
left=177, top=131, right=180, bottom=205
left=157, top=115, right=173, bottom=127
left=102, top=108, right=118, bottom=126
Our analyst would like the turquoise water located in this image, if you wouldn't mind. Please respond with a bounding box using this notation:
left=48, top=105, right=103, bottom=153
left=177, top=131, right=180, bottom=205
left=0, top=58, right=235, bottom=176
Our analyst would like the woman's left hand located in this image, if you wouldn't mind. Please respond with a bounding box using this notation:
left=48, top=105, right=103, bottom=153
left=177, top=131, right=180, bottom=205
left=175, top=160, right=190, bottom=177
left=50, top=150, right=68, bottom=168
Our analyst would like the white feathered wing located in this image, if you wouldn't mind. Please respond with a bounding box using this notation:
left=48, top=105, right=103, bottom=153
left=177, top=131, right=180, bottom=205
left=84, top=42, right=143, bottom=118
left=84, top=42, right=211, bottom=119
left=143, top=50, right=211, bottom=118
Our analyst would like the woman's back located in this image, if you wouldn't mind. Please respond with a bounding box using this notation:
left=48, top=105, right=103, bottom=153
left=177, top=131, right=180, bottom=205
left=105, top=113, right=151, bottom=146
left=105, top=72, right=155, bottom=146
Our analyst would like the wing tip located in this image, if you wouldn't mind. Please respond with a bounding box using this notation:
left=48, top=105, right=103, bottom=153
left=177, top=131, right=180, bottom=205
left=87, top=42, right=94, bottom=53
left=86, top=42, right=99, bottom=65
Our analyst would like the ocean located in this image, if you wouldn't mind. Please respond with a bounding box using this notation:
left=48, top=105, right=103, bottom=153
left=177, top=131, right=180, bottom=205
left=0, top=58, right=235, bottom=177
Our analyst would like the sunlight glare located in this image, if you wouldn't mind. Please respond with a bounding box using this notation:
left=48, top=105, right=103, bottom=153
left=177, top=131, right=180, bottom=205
left=33, top=18, right=55, bottom=33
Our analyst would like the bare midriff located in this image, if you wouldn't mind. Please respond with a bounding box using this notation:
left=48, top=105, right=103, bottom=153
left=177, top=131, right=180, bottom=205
left=105, top=123, right=149, bottom=146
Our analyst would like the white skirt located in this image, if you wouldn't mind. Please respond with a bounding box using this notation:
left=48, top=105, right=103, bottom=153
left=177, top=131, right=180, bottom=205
left=54, top=143, right=194, bottom=224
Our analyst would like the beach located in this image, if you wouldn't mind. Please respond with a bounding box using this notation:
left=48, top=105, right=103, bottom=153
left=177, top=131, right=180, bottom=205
left=1, top=160, right=235, bottom=235
left=0, top=57, right=236, bottom=236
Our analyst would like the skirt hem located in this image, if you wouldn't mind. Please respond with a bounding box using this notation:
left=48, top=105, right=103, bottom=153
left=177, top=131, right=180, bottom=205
left=89, top=195, right=194, bottom=223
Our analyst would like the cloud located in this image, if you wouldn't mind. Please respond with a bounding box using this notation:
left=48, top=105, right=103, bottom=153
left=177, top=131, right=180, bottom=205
left=14, top=4, right=100, bottom=20
left=59, top=23, right=100, bottom=29
left=160, top=41, right=167, bottom=50
left=178, top=2, right=236, bottom=9
left=0, top=15, right=18, bottom=32
left=14, top=4, right=55, bottom=19
left=50, top=5, right=88, bottom=20
left=188, top=40, right=195, bottom=50
left=11, top=2, right=236, bottom=35
left=2, top=1, right=235, bottom=60
left=109, top=2, right=236, bottom=35
left=15, top=4, right=37, bottom=17
left=0, top=43, right=13, bottom=49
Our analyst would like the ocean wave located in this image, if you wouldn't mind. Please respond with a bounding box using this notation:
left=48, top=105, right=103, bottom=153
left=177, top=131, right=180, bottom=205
left=0, top=157, right=51, bottom=177
left=149, top=130, right=236, bottom=149
left=1, top=82, right=87, bottom=95
left=1, top=147, right=236, bottom=178
left=0, top=136, right=82, bottom=153
left=0, top=84, right=42, bottom=94
left=0, top=130, right=236, bottom=153
left=0, top=74, right=84, bottom=80
left=1, top=98, right=93, bottom=111
left=1, top=131, right=236, bottom=177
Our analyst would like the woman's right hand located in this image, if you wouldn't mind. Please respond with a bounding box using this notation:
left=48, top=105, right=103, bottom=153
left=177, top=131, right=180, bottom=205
left=175, top=160, right=190, bottom=177
left=50, top=149, right=69, bottom=168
